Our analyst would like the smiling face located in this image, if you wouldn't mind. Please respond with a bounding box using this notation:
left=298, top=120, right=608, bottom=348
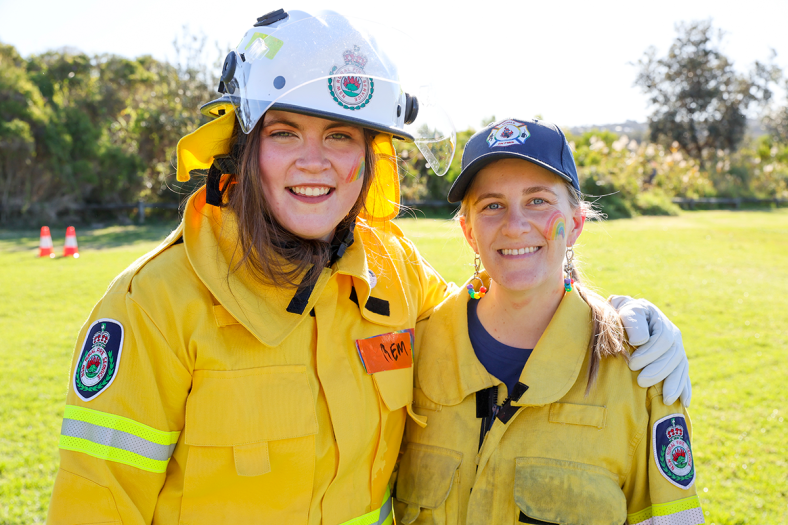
left=258, top=110, right=368, bottom=241
left=460, top=158, right=585, bottom=295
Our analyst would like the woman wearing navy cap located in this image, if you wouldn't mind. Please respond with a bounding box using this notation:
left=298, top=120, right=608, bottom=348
left=393, top=118, right=704, bottom=525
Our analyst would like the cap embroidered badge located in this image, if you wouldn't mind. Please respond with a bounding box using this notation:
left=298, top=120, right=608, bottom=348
left=486, top=119, right=530, bottom=148
left=448, top=117, right=580, bottom=203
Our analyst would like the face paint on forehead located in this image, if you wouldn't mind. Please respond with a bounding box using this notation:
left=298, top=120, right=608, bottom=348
left=544, top=211, right=566, bottom=241
left=345, top=156, right=365, bottom=184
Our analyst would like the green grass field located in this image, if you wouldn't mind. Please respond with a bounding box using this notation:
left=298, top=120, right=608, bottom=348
left=1, top=211, right=787, bottom=524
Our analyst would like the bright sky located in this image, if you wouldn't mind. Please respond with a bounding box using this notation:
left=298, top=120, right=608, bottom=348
left=1, top=0, right=786, bottom=131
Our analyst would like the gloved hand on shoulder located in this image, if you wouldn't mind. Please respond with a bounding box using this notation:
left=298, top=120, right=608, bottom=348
left=608, top=296, right=691, bottom=407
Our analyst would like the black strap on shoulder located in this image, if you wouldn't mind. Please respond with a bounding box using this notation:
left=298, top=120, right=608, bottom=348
left=365, top=296, right=390, bottom=316
left=349, top=286, right=390, bottom=317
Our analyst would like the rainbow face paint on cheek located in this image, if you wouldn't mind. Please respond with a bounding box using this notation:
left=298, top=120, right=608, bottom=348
left=345, top=156, right=365, bottom=183
left=544, top=211, right=566, bottom=241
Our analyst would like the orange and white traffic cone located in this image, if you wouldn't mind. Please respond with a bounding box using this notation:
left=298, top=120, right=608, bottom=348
left=63, top=226, right=79, bottom=258
left=39, top=226, right=55, bottom=258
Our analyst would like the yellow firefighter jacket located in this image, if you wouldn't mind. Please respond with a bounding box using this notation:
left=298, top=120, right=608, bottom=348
left=47, top=186, right=447, bottom=525
left=394, top=274, right=704, bottom=525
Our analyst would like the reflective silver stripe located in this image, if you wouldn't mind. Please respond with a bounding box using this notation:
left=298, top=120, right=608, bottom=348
left=61, top=418, right=176, bottom=461
left=376, top=492, right=392, bottom=524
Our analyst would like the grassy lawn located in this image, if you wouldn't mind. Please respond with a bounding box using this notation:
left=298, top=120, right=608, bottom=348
left=1, top=211, right=787, bottom=524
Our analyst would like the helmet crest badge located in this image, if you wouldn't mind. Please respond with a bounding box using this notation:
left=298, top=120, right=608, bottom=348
left=328, top=45, right=374, bottom=111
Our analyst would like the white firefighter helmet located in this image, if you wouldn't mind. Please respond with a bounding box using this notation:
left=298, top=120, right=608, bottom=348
left=200, top=9, right=455, bottom=176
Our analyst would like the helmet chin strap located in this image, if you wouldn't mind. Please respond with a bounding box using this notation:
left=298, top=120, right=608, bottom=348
left=285, top=217, right=356, bottom=315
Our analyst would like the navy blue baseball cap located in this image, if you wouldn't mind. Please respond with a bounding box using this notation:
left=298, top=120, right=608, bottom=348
left=448, top=118, right=580, bottom=203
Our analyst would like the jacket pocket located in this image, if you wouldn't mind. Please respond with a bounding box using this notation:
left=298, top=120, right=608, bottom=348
left=373, top=366, right=413, bottom=412
left=180, top=365, right=318, bottom=524
left=47, top=468, right=122, bottom=525
left=394, top=443, right=463, bottom=525
left=548, top=402, right=607, bottom=429
left=513, top=457, right=626, bottom=525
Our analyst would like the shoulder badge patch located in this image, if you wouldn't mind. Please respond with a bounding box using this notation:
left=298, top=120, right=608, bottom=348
left=74, top=319, right=124, bottom=401
left=653, top=414, right=695, bottom=489
left=487, top=119, right=530, bottom=148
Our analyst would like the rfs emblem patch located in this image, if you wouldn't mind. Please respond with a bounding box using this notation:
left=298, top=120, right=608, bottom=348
left=487, top=119, right=530, bottom=148
left=653, top=414, right=695, bottom=489
left=74, top=319, right=124, bottom=401
left=328, top=45, right=374, bottom=111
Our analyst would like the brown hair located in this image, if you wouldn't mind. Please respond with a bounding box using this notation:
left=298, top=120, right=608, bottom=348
left=458, top=172, right=628, bottom=394
left=221, top=118, right=378, bottom=288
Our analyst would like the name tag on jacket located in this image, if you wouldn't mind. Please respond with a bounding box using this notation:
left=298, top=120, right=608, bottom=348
left=355, top=329, right=414, bottom=374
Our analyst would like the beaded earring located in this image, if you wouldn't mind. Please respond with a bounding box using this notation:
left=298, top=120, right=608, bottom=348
left=564, top=246, right=575, bottom=293
left=466, top=252, right=487, bottom=300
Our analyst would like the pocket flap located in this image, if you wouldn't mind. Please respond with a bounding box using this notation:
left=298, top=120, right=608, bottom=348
left=396, top=443, right=462, bottom=509
left=548, top=403, right=607, bottom=428
left=185, top=365, right=318, bottom=446
left=234, top=441, right=271, bottom=477
left=514, top=457, right=626, bottom=525
left=213, top=304, right=240, bottom=326
left=373, top=366, right=413, bottom=411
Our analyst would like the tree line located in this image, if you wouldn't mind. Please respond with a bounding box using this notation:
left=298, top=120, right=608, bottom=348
left=401, top=20, right=788, bottom=218
left=1, top=20, right=787, bottom=225
left=0, top=30, right=218, bottom=224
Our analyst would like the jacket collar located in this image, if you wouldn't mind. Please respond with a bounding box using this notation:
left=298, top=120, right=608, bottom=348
left=417, top=273, right=592, bottom=407
left=417, top=272, right=497, bottom=406
left=339, top=220, right=409, bottom=328
left=182, top=189, right=407, bottom=348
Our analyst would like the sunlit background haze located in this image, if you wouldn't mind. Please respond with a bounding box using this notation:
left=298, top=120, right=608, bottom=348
left=1, top=0, right=786, bottom=130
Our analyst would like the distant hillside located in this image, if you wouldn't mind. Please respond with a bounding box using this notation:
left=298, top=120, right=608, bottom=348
left=568, top=119, right=766, bottom=144
left=567, top=121, right=648, bottom=143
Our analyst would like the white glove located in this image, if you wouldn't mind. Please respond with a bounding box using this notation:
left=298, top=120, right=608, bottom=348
left=608, top=296, right=691, bottom=407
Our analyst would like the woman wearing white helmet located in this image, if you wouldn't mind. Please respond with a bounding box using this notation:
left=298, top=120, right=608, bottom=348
left=47, top=10, right=689, bottom=525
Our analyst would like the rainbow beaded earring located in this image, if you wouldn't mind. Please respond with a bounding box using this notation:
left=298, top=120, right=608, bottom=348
left=564, top=246, right=575, bottom=293
left=467, top=252, right=487, bottom=300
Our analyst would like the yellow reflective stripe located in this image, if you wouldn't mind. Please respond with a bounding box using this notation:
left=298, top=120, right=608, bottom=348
left=59, top=435, right=169, bottom=473
left=340, top=486, right=392, bottom=525
left=652, top=495, right=701, bottom=516
left=63, top=405, right=179, bottom=446
left=628, top=506, right=652, bottom=525
left=627, top=495, right=702, bottom=524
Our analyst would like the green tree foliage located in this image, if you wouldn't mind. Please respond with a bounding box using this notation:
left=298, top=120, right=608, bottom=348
left=635, top=20, right=779, bottom=168
left=0, top=33, right=217, bottom=224
left=763, top=79, right=788, bottom=143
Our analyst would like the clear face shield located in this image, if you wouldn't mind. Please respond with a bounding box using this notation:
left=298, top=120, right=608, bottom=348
left=218, top=11, right=456, bottom=176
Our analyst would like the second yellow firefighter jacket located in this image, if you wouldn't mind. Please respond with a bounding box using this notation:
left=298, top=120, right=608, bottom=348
left=394, top=274, right=704, bottom=525
left=47, top=183, right=447, bottom=524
